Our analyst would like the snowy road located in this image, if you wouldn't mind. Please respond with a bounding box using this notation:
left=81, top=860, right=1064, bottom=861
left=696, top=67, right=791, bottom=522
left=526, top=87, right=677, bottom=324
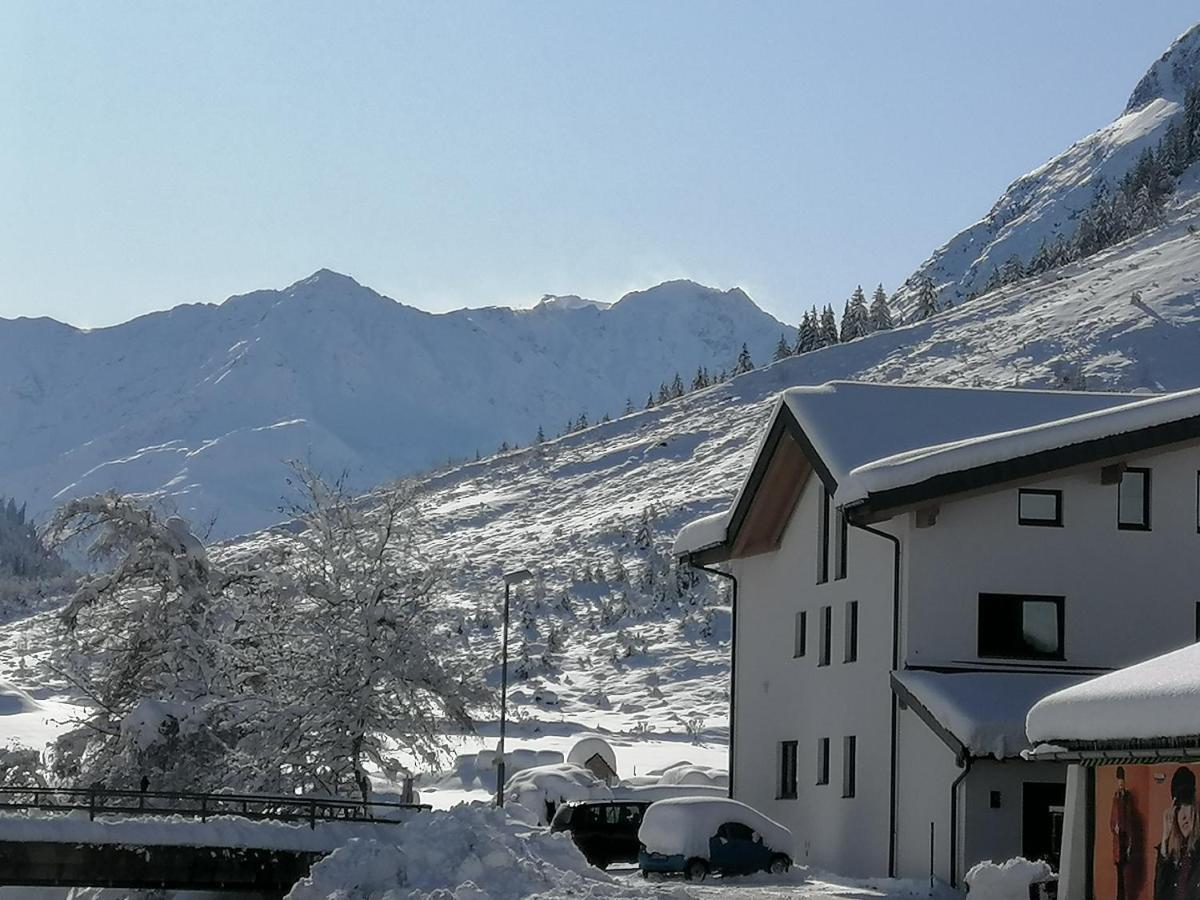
left=609, top=867, right=950, bottom=900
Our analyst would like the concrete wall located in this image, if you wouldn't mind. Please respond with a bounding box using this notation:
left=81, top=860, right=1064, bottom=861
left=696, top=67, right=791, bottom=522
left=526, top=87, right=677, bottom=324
left=902, top=443, right=1200, bottom=669
left=731, top=475, right=896, bottom=876
left=894, top=703, right=957, bottom=882
left=962, top=760, right=1068, bottom=874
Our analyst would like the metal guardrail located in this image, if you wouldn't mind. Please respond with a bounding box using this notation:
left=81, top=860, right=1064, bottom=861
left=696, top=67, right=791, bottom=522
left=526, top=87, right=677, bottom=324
left=0, top=786, right=430, bottom=829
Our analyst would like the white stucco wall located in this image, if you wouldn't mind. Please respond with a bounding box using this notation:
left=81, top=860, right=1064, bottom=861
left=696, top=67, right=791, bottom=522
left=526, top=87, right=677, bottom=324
left=962, top=760, right=1068, bottom=873
left=731, top=475, right=896, bottom=876
left=902, top=443, right=1200, bottom=669
left=895, top=703, right=957, bottom=881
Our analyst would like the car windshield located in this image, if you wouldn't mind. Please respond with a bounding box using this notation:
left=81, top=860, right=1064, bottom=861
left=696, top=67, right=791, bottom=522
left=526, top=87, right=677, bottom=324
left=550, top=805, right=573, bottom=826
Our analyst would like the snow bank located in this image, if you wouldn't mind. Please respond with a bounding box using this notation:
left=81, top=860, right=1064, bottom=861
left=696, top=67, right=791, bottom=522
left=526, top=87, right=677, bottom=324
left=287, top=805, right=658, bottom=900
left=638, top=797, right=792, bottom=861
left=1027, top=641, right=1200, bottom=744
left=0, top=681, right=41, bottom=716
left=964, top=858, right=1054, bottom=900
left=611, top=783, right=725, bottom=802
left=503, top=764, right=612, bottom=826
left=653, top=762, right=727, bottom=789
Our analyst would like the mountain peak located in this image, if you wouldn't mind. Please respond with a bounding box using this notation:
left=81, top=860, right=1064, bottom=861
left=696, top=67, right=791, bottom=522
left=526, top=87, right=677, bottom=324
left=293, top=269, right=365, bottom=291
left=1125, top=22, right=1200, bottom=113
left=534, top=294, right=611, bottom=312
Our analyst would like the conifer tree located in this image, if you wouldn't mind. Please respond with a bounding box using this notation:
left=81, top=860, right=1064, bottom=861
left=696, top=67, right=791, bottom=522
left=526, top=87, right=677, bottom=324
left=670, top=372, right=685, bottom=398
left=1000, top=254, right=1025, bottom=285
left=868, top=284, right=893, bottom=331
left=691, top=367, right=710, bottom=391
left=536, top=425, right=545, bottom=444
left=773, top=333, right=792, bottom=361
left=818, top=305, right=839, bottom=346
left=645, top=394, right=655, bottom=409
left=732, top=343, right=754, bottom=375
left=841, top=286, right=871, bottom=341
left=795, top=310, right=819, bottom=353
left=913, top=276, right=939, bottom=321
left=624, top=398, right=634, bottom=415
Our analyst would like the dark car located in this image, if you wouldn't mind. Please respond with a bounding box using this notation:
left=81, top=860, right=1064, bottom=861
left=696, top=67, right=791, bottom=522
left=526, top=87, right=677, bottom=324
left=550, top=800, right=651, bottom=869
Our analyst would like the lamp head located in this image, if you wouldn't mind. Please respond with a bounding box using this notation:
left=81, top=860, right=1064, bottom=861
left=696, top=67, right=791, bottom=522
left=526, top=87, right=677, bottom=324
left=503, top=568, right=533, bottom=586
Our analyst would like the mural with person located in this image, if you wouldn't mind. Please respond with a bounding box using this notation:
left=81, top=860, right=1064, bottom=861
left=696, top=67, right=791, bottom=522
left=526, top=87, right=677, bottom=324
left=1094, top=765, right=1200, bottom=900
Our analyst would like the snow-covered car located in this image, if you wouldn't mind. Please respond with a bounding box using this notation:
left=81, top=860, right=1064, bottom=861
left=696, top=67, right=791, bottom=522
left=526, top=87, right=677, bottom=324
left=550, top=799, right=651, bottom=868
left=636, top=797, right=793, bottom=880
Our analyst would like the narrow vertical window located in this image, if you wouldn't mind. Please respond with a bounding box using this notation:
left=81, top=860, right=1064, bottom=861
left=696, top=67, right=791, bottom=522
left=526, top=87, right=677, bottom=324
left=818, top=606, right=831, bottom=666
left=817, top=486, right=831, bottom=583
left=842, top=736, right=857, bottom=798
left=816, top=738, right=830, bottom=785
left=1118, top=467, right=1151, bottom=530
left=844, top=601, right=858, bottom=663
left=834, top=510, right=849, bottom=580
left=793, top=611, right=807, bottom=658
left=1195, top=602, right=1199, bottom=643
left=1196, top=472, right=1200, bottom=533
left=778, top=740, right=798, bottom=799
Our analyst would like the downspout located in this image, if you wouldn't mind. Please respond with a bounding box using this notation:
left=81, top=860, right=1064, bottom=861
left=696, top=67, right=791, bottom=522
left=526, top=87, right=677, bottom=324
left=688, top=557, right=738, bottom=799
left=850, top=521, right=901, bottom=878
left=949, top=755, right=972, bottom=888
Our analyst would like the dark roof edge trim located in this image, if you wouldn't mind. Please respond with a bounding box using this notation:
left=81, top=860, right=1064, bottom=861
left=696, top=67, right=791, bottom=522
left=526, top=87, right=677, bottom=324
left=849, top=413, right=1200, bottom=522
left=890, top=672, right=968, bottom=762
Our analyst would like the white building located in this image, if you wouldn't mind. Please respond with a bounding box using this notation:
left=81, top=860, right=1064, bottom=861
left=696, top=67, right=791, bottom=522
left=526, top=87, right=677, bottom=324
left=675, top=382, right=1200, bottom=884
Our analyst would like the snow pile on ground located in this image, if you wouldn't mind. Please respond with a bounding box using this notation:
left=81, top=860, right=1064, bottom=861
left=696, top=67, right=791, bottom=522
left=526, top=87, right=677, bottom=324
left=638, top=797, right=793, bottom=861
left=286, top=805, right=675, bottom=900
left=504, top=763, right=612, bottom=826
left=964, top=858, right=1053, bottom=900
left=651, top=763, right=727, bottom=789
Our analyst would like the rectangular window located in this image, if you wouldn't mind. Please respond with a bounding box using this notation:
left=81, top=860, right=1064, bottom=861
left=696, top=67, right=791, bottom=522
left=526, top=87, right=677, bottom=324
left=818, top=606, right=831, bottom=666
left=978, top=593, right=1065, bottom=660
left=842, top=736, right=857, bottom=798
left=1196, top=472, right=1200, bottom=533
left=844, top=601, right=858, bottom=663
left=1118, top=467, right=1151, bottom=530
left=817, top=486, right=831, bottom=583
left=778, top=740, right=798, bottom=799
left=1018, top=489, right=1062, bottom=527
left=834, top=510, right=849, bottom=580
left=1195, top=602, right=1199, bottom=643
left=816, top=737, right=830, bottom=785
left=793, top=611, right=807, bottom=658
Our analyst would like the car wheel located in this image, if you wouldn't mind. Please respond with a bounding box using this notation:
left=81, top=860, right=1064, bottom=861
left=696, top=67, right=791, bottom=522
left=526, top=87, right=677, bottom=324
left=768, top=854, right=791, bottom=875
left=684, top=858, right=709, bottom=881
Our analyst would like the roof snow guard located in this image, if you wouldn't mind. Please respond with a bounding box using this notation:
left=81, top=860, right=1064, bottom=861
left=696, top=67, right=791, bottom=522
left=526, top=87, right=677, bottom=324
left=677, top=382, right=1200, bottom=562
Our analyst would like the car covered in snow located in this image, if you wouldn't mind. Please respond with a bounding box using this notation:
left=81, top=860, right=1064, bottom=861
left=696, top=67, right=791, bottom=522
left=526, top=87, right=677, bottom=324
left=637, top=797, right=793, bottom=880
left=549, top=799, right=651, bottom=868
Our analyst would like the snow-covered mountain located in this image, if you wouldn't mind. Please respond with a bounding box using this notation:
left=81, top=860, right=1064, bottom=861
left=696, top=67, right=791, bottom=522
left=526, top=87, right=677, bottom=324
left=893, top=23, right=1200, bottom=312
left=0, top=274, right=791, bottom=537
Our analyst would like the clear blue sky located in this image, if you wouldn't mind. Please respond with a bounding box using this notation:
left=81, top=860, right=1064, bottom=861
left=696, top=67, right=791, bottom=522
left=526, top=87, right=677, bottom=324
left=3, top=3, right=1198, bottom=328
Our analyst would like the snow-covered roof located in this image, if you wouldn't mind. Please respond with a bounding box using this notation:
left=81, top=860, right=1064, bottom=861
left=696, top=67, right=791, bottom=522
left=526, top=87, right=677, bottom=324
left=893, top=669, right=1091, bottom=760
left=1026, top=642, right=1200, bottom=746
left=675, top=381, right=1142, bottom=556
left=842, top=385, right=1200, bottom=506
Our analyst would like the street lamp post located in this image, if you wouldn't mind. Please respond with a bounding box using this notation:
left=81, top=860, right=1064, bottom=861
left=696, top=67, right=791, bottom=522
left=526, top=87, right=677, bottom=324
left=496, top=567, right=533, bottom=807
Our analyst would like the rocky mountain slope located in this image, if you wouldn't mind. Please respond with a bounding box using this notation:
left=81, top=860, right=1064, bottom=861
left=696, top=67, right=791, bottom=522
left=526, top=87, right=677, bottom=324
left=0, top=274, right=791, bottom=537
left=894, top=23, right=1200, bottom=312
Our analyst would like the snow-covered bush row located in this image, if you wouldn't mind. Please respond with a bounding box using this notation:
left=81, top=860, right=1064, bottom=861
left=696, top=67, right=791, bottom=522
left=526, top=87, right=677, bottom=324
left=286, top=804, right=667, bottom=900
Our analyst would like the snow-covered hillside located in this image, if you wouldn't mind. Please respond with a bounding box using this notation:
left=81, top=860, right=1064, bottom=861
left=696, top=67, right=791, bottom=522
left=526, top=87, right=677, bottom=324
left=0, top=274, right=790, bottom=537
left=893, top=23, right=1200, bottom=312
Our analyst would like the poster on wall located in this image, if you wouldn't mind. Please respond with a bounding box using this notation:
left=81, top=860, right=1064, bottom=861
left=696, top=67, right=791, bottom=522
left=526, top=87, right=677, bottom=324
left=1093, top=764, right=1200, bottom=900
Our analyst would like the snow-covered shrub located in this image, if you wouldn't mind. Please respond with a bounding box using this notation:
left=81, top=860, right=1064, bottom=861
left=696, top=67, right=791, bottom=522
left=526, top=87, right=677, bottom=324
left=964, top=857, right=1055, bottom=900
left=503, top=763, right=612, bottom=826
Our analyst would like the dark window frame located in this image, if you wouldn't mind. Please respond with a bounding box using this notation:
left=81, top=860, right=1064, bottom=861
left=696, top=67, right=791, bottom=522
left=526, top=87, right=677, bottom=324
left=817, top=486, right=831, bottom=583
left=843, top=601, right=858, bottom=663
left=834, top=510, right=849, bottom=580
left=842, top=736, right=857, bottom=799
left=1018, top=489, right=1062, bottom=527
left=1195, top=601, right=1200, bottom=643
left=794, top=610, right=807, bottom=658
left=818, top=605, right=831, bottom=666
left=1195, top=471, right=1200, bottom=534
left=1117, top=467, right=1151, bottom=531
left=816, top=737, right=830, bottom=785
left=977, top=592, right=1066, bottom=661
left=778, top=740, right=798, bottom=799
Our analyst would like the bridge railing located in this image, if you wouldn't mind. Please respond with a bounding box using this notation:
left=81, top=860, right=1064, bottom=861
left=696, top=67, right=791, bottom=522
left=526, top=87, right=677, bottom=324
left=0, top=786, right=431, bottom=828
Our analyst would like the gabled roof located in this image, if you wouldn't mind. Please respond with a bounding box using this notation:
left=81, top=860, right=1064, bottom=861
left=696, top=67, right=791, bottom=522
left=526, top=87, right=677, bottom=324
left=675, top=381, right=1184, bottom=561
left=1027, top=642, right=1200, bottom=747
